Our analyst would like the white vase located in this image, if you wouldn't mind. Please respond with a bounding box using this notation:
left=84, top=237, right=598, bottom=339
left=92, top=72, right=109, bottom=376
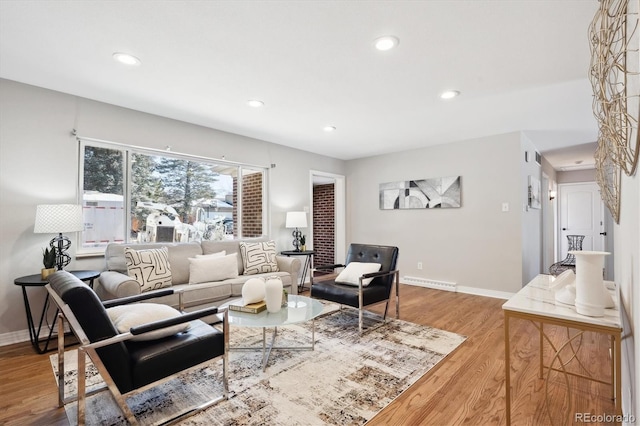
left=265, top=277, right=283, bottom=313
left=242, top=277, right=266, bottom=304
left=571, top=251, right=610, bottom=317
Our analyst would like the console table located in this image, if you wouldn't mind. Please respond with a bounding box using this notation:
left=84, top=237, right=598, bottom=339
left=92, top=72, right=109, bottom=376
left=14, top=270, right=101, bottom=353
left=503, top=274, right=622, bottom=425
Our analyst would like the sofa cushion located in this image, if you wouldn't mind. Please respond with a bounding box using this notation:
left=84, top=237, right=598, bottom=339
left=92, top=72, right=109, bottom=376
left=169, top=282, right=233, bottom=308
left=106, top=303, right=189, bottom=341
left=239, top=241, right=279, bottom=275
left=188, top=253, right=238, bottom=284
left=335, top=262, right=381, bottom=287
left=105, top=242, right=203, bottom=285
left=227, top=271, right=292, bottom=297
left=124, top=247, right=172, bottom=292
left=195, top=250, right=225, bottom=258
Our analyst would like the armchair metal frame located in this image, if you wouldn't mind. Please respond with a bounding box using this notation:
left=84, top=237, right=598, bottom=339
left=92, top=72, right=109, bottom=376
left=47, top=280, right=229, bottom=426
left=310, top=244, right=399, bottom=333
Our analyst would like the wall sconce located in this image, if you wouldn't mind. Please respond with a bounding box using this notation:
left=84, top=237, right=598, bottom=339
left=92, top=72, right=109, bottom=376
left=549, top=190, right=557, bottom=201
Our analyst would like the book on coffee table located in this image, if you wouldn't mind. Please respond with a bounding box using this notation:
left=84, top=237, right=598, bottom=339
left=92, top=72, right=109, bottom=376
left=228, top=300, right=266, bottom=314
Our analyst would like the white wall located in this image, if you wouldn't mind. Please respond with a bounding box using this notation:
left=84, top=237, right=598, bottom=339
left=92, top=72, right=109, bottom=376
left=521, top=134, right=542, bottom=284
left=557, top=168, right=596, bottom=183
left=345, top=132, right=523, bottom=295
left=0, top=79, right=345, bottom=343
left=616, top=170, right=639, bottom=420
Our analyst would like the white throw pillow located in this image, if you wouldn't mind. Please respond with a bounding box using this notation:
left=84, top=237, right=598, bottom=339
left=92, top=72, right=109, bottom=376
left=335, top=262, right=382, bottom=287
left=124, top=247, right=172, bottom=292
left=195, top=250, right=226, bottom=258
left=106, top=303, right=189, bottom=341
left=189, top=253, right=238, bottom=284
left=239, top=241, right=279, bottom=275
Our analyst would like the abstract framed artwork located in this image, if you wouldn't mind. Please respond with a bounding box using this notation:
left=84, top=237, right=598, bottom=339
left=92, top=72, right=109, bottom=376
left=379, top=176, right=461, bottom=209
left=528, top=175, right=542, bottom=209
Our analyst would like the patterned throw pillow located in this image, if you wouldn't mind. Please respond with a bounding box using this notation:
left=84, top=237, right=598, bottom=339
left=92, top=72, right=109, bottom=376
left=124, top=247, right=172, bottom=292
left=239, top=241, right=279, bottom=275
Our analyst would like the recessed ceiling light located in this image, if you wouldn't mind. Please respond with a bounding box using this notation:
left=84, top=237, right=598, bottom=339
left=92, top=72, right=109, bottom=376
left=112, top=52, right=141, bottom=66
left=374, top=35, right=399, bottom=51
left=323, top=126, right=336, bottom=132
left=247, top=99, right=264, bottom=108
left=440, top=90, right=460, bottom=100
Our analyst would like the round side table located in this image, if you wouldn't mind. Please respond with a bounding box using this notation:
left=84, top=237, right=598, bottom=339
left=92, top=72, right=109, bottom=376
left=280, top=251, right=314, bottom=293
left=14, top=270, right=101, bottom=354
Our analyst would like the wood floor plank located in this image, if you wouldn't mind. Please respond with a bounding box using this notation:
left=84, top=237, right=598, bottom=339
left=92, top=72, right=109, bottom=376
left=0, top=284, right=615, bottom=425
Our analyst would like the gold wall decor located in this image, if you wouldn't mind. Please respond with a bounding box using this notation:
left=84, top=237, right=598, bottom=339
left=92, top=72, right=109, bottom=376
left=589, top=0, right=639, bottom=176
left=589, top=0, right=639, bottom=223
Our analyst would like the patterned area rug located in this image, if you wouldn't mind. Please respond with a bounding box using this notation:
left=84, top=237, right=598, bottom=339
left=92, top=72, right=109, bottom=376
left=50, top=307, right=466, bottom=425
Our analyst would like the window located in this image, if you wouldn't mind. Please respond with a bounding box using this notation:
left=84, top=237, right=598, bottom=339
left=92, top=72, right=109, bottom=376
left=79, top=139, right=267, bottom=254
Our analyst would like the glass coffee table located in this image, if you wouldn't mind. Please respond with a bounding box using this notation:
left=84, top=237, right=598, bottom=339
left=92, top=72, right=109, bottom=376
left=220, top=295, right=324, bottom=371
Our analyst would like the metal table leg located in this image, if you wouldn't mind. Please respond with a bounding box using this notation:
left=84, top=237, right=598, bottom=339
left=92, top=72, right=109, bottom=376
left=20, top=287, right=57, bottom=354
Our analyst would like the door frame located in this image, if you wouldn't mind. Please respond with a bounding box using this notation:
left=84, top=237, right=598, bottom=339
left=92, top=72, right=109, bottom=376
left=557, top=181, right=612, bottom=278
left=309, top=170, right=346, bottom=264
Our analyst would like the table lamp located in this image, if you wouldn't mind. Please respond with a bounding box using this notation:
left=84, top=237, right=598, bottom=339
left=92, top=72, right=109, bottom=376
left=34, top=204, right=84, bottom=270
left=285, top=211, right=307, bottom=252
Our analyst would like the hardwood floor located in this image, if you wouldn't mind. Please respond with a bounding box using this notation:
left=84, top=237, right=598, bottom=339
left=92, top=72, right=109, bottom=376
left=0, top=284, right=615, bottom=425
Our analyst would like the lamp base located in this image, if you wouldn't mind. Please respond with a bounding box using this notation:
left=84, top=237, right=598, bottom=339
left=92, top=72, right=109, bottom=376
left=291, top=228, right=302, bottom=252
left=50, top=233, right=72, bottom=270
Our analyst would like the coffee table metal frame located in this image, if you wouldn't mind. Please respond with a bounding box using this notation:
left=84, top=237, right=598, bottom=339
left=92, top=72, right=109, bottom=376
left=221, top=294, right=324, bottom=371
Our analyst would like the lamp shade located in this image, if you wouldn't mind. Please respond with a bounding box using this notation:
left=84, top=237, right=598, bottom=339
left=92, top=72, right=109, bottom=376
left=285, top=211, right=307, bottom=228
left=34, top=204, right=84, bottom=234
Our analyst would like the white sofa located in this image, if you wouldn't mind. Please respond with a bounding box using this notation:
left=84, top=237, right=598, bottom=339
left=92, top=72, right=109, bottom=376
left=96, top=237, right=300, bottom=310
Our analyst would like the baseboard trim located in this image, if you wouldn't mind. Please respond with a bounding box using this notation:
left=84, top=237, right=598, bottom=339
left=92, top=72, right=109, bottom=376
left=0, top=325, right=68, bottom=348
left=402, top=281, right=513, bottom=300
left=0, top=329, right=32, bottom=347
left=456, top=286, right=514, bottom=300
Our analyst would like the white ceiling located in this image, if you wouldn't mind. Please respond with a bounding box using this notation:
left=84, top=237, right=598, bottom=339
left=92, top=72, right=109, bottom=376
left=0, top=1, right=600, bottom=168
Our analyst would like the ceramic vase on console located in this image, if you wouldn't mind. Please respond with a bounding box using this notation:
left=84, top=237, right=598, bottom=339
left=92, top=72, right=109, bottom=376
left=551, top=269, right=577, bottom=306
left=571, top=251, right=610, bottom=317
left=265, top=276, right=284, bottom=313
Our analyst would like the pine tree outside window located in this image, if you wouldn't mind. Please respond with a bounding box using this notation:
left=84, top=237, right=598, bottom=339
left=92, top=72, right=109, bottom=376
left=78, top=139, right=266, bottom=255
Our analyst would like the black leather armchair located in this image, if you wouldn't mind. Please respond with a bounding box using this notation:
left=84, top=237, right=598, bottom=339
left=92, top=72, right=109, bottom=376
left=310, top=243, right=399, bottom=333
left=46, top=270, right=228, bottom=425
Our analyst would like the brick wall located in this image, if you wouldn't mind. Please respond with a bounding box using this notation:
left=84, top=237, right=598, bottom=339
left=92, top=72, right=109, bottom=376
left=232, top=172, right=263, bottom=237
left=313, top=183, right=335, bottom=266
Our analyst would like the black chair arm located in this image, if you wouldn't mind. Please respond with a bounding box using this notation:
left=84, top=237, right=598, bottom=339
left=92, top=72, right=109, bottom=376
left=130, top=306, right=223, bottom=336
left=102, top=289, right=175, bottom=308
left=361, top=269, right=399, bottom=279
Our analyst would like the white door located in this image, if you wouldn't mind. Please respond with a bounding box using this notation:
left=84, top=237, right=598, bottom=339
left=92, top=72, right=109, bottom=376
left=558, top=182, right=605, bottom=260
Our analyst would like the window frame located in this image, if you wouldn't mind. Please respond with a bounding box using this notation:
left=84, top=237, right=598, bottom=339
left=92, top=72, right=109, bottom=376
left=77, top=137, right=269, bottom=256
